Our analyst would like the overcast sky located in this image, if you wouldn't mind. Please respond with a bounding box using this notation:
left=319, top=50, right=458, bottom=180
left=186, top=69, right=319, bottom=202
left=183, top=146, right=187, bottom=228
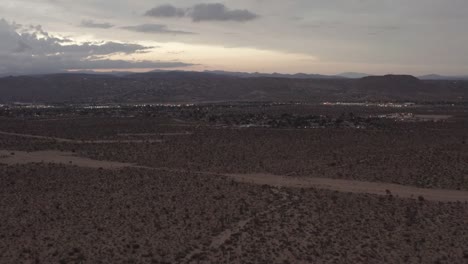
left=1, top=0, right=468, bottom=75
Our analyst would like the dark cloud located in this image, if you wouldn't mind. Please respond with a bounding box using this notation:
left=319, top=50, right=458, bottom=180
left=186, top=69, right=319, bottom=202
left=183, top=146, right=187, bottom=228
left=145, top=3, right=259, bottom=22
left=80, top=20, right=114, bottom=29
left=190, top=3, right=258, bottom=22
left=0, top=19, right=193, bottom=75
left=144, top=4, right=185, bottom=18
left=54, top=42, right=155, bottom=55
left=121, top=24, right=194, bottom=35
left=13, top=40, right=31, bottom=53
left=62, top=59, right=192, bottom=70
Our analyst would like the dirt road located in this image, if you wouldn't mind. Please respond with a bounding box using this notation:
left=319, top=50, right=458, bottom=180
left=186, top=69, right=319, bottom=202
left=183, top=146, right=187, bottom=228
left=1, top=150, right=467, bottom=203
left=0, top=150, right=134, bottom=169
left=226, top=173, right=468, bottom=203
left=0, top=131, right=162, bottom=144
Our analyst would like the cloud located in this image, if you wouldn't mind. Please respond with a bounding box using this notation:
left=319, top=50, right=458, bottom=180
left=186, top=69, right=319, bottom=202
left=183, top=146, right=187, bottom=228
left=144, top=4, right=185, bottom=18
left=80, top=20, right=114, bottom=29
left=190, top=3, right=258, bottom=22
left=121, top=24, right=194, bottom=35
left=367, top=25, right=401, bottom=35
left=145, top=3, right=259, bottom=22
left=13, top=40, right=31, bottom=53
left=0, top=19, right=193, bottom=75
left=61, top=59, right=193, bottom=70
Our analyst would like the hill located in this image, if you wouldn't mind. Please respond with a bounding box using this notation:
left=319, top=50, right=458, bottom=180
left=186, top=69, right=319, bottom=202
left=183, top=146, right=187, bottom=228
left=419, top=74, right=468, bottom=80
left=0, top=72, right=466, bottom=103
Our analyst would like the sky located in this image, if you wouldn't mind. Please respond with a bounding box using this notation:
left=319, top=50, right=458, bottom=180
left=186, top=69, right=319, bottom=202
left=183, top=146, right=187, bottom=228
left=1, top=0, right=468, bottom=76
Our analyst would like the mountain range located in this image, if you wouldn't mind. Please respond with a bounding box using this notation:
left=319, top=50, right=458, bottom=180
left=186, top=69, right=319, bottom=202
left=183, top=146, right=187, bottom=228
left=0, top=71, right=467, bottom=104
left=2, top=70, right=467, bottom=81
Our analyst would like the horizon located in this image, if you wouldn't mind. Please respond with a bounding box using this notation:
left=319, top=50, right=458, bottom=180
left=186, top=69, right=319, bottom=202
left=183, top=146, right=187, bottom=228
left=1, top=69, right=467, bottom=79
left=1, top=1, right=468, bottom=76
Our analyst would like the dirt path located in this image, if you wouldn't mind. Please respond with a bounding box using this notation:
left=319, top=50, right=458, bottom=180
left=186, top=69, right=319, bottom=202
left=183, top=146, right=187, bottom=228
left=118, top=132, right=193, bottom=137
left=206, top=188, right=296, bottom=249
left=0, top=150, right=134, bottom=169
left=1, top=150, right=467, bottom=203
left=0, top=131, right=162, bottom=144
left=226, top=173, right=468, bottom=203
left=181, top=188, right=296, bottom=263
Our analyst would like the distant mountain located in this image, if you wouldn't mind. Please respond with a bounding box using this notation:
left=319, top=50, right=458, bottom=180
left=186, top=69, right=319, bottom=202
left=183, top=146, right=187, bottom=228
left=419, top=74, right=468, bottom=80
left=351, top=75, right=444, bottom=101
left=204, top=70, right=344, bottom=79
left=337, top=72, right=371, bottom=79
left=4, top=69, right=467, bottom=81
left=126, top=70, right=226, bottom=80
left=65, top=70, right=139, bottom=77
left=0, top=70, right=137, bottom=78
left=355, top=75, right=424, bottom=93
left=0, top=72, right=466, bottom=104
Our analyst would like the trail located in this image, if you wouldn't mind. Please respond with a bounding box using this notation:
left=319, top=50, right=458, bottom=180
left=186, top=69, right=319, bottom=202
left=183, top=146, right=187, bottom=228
left=180, top=188, right=297, bottom=263
left=0, top=150, right=134, bottom=169
left=0, top=131, right=162, bottom=144
left=118, top=132, right=193, bottom=137
left=226, top=173, right=468, bottom=203
left=1, top=150, right=467, bottom=203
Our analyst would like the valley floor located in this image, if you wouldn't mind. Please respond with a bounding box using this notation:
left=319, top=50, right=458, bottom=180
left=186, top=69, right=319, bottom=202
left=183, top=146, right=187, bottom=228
left=0, top=103, right=467, bottom=263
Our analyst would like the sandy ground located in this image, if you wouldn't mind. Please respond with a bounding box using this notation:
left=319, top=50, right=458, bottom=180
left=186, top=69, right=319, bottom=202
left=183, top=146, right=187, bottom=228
left=0, top=150, right=133, bottom=169
left=1, top=149, right=467, bottom=203
left=414, top=114, right=453, bottom=121
left=0, top=131, right=162, bottom=144
left=226, top=173, right=468, bottom=203
left=118, top=132, right=193, bottom=136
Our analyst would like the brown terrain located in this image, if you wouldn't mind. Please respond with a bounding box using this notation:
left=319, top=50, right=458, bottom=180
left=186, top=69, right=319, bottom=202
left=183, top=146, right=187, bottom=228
left=0, top=98, right=467, bottom=263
